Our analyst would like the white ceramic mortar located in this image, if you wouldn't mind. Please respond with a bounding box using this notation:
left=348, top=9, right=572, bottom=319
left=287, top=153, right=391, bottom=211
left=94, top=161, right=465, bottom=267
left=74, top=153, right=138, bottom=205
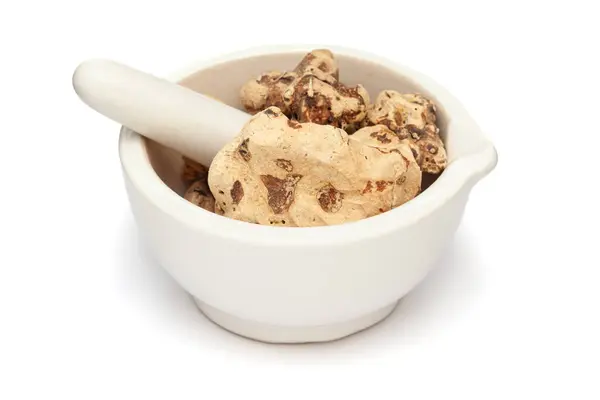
left=118, top=45, right=497, bottom=343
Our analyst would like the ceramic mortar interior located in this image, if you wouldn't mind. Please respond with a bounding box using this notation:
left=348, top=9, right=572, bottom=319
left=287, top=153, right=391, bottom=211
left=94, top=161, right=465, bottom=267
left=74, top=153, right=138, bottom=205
left=145, top=52, right=447, bottom=205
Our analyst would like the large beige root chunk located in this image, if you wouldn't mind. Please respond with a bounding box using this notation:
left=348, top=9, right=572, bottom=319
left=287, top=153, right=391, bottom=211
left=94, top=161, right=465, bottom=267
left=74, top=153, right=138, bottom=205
left=208, top=107, right=421, bottom=227
left=366, top=90, right=447, bottom=174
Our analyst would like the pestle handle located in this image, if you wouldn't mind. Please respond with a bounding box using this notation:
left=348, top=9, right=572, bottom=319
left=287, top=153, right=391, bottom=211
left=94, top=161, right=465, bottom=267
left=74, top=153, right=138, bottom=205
left=72, top=59, right=251, bottom=166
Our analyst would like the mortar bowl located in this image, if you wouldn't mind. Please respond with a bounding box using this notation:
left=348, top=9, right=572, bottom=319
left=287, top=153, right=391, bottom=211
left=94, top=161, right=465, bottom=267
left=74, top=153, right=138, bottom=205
left=118, top=45, right=497, bottom=343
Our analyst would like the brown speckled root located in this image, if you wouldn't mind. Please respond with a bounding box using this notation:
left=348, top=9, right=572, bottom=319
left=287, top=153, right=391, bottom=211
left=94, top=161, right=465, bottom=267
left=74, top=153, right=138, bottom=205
left=181, top=156, right=216, bottom=213
left=366, top=91, right=447, bottom=175
left=184, top=179, right=216, bottom=213
left=239, top=49, right=370, bottom=133
left=284, top=75, right=369, bottom=132
left=293, top=49, right=339, bottom=84
left=239, top=71, right=298, bottom=115
left=181, top=155, right=209, bottom=187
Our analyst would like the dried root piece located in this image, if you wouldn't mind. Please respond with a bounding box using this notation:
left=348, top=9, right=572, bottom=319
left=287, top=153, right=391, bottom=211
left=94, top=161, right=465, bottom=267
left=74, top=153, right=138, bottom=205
left=239, top=70, right=298, bottom=115
left=208, top=107, right=421, bottom=227
left=284, top=75, right=370, bottom=132
left=239, top=49, right=369, bottom=131
left=366, top=90, right=447, bottom=174
left=184, top=179, right=216, bottom=213
left=181, top=155, right=216, bottom=213
left=293, top=49, right=339, bottom=84
left=351, top=125, right=421, bottom=203
left=181, top=155, right=209, bottom=187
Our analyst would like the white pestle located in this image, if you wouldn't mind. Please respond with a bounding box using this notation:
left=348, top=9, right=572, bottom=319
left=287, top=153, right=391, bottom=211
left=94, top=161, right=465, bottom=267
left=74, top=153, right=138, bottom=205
left=72, top=59, right=251, bottom=166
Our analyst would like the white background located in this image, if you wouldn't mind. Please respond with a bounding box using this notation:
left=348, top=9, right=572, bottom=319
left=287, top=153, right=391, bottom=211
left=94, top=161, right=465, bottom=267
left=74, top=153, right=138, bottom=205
left=1, top=1, right=599, bottom=399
